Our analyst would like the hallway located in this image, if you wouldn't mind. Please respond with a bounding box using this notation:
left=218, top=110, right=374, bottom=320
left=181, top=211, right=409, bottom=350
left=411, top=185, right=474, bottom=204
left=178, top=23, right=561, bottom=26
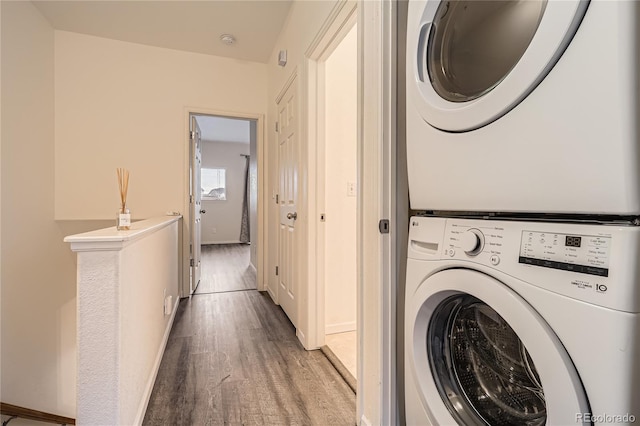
left=143, top=245, right=356, bottom=425
left=196, top=244, right=256, bottom=294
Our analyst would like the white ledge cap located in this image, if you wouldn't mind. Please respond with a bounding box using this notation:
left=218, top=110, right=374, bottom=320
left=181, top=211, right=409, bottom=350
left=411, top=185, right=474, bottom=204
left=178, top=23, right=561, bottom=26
left=65, top=215, right=182, bottom=252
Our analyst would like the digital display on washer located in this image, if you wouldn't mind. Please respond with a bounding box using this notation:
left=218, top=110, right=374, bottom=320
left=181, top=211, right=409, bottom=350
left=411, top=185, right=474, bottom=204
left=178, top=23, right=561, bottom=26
left=519, top=231, right=610, bottom=277
left=565, top=235, right=581, bottom=247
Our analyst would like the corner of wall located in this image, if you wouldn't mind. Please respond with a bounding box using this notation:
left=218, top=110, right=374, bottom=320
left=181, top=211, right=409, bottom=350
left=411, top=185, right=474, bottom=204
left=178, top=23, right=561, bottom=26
left=2, top=0, right=77, bottom=418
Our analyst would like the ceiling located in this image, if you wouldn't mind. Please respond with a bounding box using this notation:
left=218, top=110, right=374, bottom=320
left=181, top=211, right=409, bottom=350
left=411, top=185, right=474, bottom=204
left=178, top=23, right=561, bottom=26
left=33, top=0, right=293, bottom=63
left=33, top=1, right=288, bottom=143
left=195, top=115, right=251, bottom=144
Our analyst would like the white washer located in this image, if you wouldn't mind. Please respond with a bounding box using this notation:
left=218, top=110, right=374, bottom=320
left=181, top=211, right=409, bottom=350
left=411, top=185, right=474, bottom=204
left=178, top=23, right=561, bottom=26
left=406, top=0, right=640, bottom=214
left=405, top=216, right=640, bottom=425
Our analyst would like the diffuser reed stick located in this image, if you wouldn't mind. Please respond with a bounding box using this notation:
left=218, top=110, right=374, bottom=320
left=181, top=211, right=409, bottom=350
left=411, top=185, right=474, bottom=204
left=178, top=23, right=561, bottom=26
left=117, top=168, right=129, bottom=211
left=116, top=168, right=131, bottom=230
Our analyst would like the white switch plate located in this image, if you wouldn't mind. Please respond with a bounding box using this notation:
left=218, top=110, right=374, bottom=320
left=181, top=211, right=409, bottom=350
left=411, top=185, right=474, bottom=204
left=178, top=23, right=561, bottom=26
left=347, top=181, right=357, bottom=197
left=164, top=295, right=173, bottom=316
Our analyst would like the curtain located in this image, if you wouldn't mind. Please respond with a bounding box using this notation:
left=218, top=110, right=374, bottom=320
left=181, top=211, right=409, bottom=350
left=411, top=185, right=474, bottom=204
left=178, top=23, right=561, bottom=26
left=239, top=155, right=250, bottom=243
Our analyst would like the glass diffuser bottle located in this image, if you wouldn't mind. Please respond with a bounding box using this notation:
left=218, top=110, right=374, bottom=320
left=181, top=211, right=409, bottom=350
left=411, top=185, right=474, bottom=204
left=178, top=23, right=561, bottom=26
left=117, top=206, right=131, bottom=230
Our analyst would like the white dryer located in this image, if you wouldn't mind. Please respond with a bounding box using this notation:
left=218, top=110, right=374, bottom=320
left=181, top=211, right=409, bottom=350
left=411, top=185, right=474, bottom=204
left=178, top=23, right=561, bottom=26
left=405, top=216, right=640, bottom=425
left=406, top=0, right=640, bottom=214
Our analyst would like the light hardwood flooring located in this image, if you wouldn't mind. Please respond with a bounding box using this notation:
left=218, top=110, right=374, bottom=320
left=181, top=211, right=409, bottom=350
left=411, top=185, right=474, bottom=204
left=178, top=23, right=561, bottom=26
left=143, top=244, right=356, bottom=425
left=195, top=244, right=256, bottom=294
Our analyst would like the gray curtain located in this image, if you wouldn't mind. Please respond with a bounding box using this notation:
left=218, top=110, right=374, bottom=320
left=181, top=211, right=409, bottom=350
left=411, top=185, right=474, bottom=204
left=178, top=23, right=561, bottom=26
left=239, top=155, right=250, bottom=243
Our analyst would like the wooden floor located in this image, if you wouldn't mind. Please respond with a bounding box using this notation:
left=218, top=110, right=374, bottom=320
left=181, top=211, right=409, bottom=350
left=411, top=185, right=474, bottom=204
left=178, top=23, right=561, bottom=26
left=143, top=245, right=356, bottom=425
left=195, top=244, right=256, bottom=294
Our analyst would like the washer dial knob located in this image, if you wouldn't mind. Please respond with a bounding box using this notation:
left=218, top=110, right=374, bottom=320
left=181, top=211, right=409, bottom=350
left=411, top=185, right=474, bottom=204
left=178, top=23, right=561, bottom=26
left=460, top=229, right=485, bottom=256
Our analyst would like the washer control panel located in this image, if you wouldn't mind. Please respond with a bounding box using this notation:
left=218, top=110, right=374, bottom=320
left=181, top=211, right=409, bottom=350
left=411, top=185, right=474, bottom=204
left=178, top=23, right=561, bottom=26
left=519, top=231, right=611, bottom=277
left=444, top=223, right=504, bottom=261
left=408, top=216, right=640, bottom=313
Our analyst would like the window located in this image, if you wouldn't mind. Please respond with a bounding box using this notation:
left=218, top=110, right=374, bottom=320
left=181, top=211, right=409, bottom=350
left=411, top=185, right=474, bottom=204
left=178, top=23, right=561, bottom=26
left=201, top=168, right=226, bottom=200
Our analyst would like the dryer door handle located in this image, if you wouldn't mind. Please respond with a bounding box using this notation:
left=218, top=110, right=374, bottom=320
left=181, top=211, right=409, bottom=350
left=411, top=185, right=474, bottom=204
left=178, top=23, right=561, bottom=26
left=417, top=22, right=432, bottom=83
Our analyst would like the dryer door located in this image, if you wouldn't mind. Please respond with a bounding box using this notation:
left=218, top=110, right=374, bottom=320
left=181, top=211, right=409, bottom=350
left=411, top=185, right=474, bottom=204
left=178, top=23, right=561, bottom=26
left=408, top=269, right=590, bottom=425
left=407, top=0, right=589, bottom=131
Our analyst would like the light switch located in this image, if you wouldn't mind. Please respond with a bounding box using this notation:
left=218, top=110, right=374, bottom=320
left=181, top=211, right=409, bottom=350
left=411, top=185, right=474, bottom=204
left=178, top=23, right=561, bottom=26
left=347, top=181, right=357, bottom=197
left=164, top=295, right=173, bottom=316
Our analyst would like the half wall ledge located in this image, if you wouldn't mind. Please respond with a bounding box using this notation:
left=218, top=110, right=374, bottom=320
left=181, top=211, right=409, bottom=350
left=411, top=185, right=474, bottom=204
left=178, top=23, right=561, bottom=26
left=65, top=215, right=182, bottom=426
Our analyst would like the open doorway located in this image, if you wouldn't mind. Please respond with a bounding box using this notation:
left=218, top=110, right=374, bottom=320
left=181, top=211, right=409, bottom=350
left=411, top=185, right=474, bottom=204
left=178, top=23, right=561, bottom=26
left=186, top=111, right=264, bottom=297
left=303, top=1, right=359, bottom=389
left=321, top=23, right=358, bottom=381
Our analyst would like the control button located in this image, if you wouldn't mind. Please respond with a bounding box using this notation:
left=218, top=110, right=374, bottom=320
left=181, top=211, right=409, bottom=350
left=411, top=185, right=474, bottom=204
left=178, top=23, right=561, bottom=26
left=448, top=248, right=455, bottom=257
left=460, top=229, right=485, bottom=256
left=490, top=255, right=500, bottom=265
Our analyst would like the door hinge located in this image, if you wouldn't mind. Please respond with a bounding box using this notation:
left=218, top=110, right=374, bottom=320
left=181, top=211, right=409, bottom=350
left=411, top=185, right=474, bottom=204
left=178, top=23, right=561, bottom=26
left=275, top=121, right=279, bottom=132
left=379, top=219, right=390, bottom=234
left=190, top=130, right=195, bottom=140
left=190, top=258, right=195, bottom=267
left=275, top=266, right=279, bottom=276
left=190, top=195, right=194, bottom=203
left=275, top=194, right=279, bottom=204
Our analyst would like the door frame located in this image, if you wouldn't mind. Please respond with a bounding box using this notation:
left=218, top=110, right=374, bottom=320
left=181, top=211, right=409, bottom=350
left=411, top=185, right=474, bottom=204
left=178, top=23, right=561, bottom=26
left=358, top=0, right=397, bottom=425
left=182, top=107, right=266, bottom=297
left=304, top=0, right=357, bottom=352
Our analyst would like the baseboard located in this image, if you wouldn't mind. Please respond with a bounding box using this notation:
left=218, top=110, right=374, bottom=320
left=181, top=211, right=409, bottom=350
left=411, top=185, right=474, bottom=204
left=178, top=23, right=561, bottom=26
left=360, top=415, right=372, bottom=426
left=133, top=295, right=180, bottom=425
left=296, top=328, right=307, bottom=349
left=325, top=321, right=356, bottom=335
left=266, top=286, right=277, bottom=304
left=201, top=240, right=242, bottom=245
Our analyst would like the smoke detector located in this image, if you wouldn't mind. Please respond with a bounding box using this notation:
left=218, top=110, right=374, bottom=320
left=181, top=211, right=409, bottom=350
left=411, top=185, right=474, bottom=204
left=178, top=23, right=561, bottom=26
left=220, top=34, right=236, bottom=45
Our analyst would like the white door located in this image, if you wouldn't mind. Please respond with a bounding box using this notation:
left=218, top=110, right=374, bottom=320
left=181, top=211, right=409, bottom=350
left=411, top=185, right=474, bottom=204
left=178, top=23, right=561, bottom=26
left=189, top=116, right=203, bottom=294
left=407, top=268, right=590, bottom=425
left=277, top=78, right=298, bottom=327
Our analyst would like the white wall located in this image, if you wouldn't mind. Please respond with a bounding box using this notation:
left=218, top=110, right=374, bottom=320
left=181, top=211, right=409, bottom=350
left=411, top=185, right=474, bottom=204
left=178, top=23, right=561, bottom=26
left=54, top=31, right=267, bottom=293
left=324, top=25, right=358, bottom=335
left=120, top=221, right=179, bottom=424
left=1, top=1, right=76, bottom=419
left=55, top=31, right=267, bottom=220
left=200, top=141, right=250, bottom=244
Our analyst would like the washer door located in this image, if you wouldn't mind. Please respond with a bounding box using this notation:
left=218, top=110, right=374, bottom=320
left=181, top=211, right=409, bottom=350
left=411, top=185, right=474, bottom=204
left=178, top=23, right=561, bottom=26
left=408, top=269, right=590, bottom=425
left=407, top=0, right=589, bottom=131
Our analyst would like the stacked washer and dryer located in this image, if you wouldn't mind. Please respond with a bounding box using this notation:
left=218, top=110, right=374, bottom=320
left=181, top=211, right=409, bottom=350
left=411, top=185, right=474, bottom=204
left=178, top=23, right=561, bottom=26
left=405, top=0, right=640, bottom=425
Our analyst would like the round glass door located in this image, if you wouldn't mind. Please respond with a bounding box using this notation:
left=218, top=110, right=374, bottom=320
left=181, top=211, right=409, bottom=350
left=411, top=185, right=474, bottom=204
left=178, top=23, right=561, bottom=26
left=428, top=295, right=546, bottom=425
left=406, top=269, right=590, bottom=425
left=407, top=0, right=589, bottom=131
left=428, top=0, right=547, bottom=102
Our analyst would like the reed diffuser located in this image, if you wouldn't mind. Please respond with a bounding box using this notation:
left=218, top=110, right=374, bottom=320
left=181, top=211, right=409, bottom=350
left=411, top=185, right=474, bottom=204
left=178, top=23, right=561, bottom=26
left=116, top=168, right=131, bottom=230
